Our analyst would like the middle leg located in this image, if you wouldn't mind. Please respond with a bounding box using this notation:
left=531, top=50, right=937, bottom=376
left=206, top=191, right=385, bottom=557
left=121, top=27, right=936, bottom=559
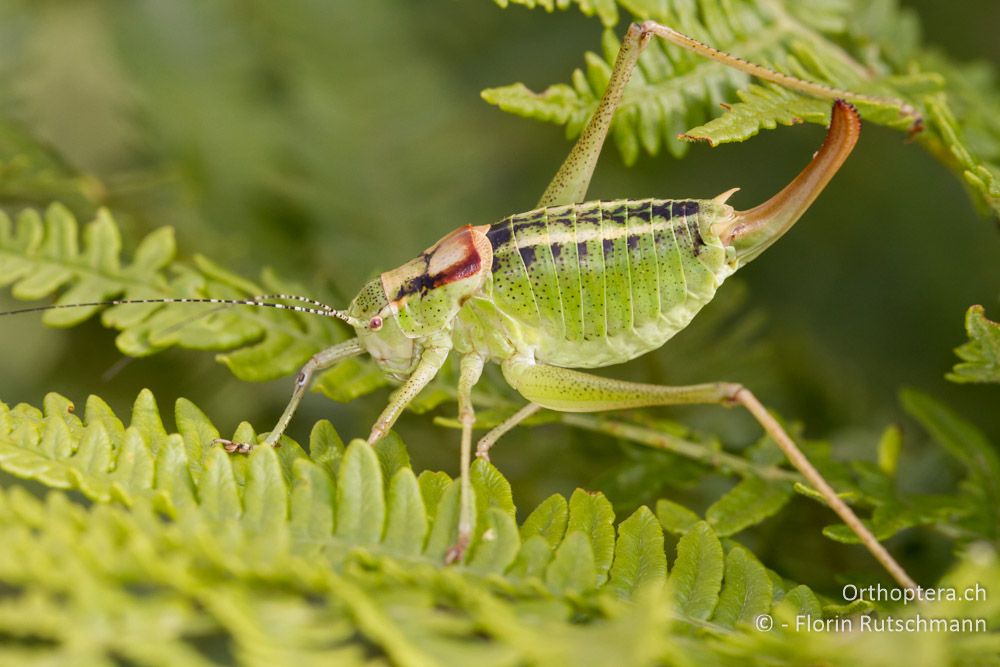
left=476, top=402, right=542, bottom=462
left=445, top=354, right=485, bottom=564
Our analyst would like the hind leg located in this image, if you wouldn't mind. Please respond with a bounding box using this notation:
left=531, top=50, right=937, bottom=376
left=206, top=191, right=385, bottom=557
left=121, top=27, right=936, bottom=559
left=501, top=358, right=918, bottom=590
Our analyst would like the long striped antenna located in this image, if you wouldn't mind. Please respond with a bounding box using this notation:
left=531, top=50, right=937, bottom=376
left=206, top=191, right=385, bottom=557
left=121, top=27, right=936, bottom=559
left=0, top=294, right=369, bottom=328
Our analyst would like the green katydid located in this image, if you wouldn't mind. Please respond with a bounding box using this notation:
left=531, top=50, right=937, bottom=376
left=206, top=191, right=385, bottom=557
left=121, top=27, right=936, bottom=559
left=1, top=21, right=920, bottom=588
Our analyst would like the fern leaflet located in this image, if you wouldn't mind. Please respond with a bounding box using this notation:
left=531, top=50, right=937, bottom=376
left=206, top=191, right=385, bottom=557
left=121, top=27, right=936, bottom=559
left=1, top=389, right=998, bottom=665
left=485, top=0, right=1000, bottom=216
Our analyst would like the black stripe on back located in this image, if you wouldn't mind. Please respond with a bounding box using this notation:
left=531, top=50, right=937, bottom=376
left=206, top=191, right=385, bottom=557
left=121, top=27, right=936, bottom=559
left=486, top=219, right=513, bottom=249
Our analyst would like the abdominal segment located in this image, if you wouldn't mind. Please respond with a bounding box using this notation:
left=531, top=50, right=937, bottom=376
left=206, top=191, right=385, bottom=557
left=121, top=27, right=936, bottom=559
left=480, top=198, right=731, bottom=368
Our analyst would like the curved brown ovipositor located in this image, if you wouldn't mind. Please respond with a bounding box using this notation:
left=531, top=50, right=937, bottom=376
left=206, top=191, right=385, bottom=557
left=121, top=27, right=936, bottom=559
left=717, top=100, right=862, bottom=266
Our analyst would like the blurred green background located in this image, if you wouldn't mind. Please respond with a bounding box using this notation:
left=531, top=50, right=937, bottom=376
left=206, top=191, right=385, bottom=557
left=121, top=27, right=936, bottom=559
left=0, top=0, right=997, bottom=588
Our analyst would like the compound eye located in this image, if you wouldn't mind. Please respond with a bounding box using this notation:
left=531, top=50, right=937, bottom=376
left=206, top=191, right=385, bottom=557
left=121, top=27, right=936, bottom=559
left=368, top=316, right=383, bottom=331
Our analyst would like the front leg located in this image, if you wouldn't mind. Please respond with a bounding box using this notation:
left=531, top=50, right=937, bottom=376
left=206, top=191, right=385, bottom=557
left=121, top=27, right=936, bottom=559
left=368, top=344, right=451, bottom=444
left=216, top=338, right=363, bottom=454
left=501, top=358, right=918, bottom=590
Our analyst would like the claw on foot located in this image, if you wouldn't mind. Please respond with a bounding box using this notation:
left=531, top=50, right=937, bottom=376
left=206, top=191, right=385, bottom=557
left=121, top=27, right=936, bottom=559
left=214, top=438, right=254, bottom=455
left=475, top=447, right=490, bottom=463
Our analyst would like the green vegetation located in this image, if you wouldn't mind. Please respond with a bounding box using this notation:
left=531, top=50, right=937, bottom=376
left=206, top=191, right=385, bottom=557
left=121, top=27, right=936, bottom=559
left=0, top=389, right=997, bottom=664
left=0, top=0, right=997, bottom=664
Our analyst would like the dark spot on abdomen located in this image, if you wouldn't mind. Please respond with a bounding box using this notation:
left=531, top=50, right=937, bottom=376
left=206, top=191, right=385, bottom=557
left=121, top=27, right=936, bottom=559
left=519, top=245, right=537, bottom=268
left=487, top=223, right=512, bottom=249
left=686, top=213, right=705, bottom=255
left=651, top=201, right=673, bottom=222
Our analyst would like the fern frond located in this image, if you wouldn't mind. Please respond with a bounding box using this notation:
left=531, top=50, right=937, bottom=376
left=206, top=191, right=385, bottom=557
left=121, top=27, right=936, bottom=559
left=900, top=389, right=1000, bottom=542
left=486, top=0, right=1000, bottom=216
left=0, top=118, right=105, bottom=215
left=448, top=391, right=998, bottom=551
left=485, top=0, right=917, bottom=159
left=0, top=204, right=348, bottom=384
left=947, top=306, right=1000, bottom=384
left=1, top=389, right=997, bottom=664
left=764, top=392, right=1000, bottom=549
left=492, top=0, right=619, bottom=27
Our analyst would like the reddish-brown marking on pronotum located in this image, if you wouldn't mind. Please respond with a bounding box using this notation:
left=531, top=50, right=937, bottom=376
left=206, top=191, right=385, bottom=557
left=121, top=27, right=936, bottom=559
left=428, top=225, right=491, bottom=285
left=382, top=225, right=493, bottom=305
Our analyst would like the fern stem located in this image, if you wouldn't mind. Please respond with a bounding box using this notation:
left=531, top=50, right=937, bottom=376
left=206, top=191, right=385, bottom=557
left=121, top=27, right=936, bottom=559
left=559, top=414, right=801, bottom=483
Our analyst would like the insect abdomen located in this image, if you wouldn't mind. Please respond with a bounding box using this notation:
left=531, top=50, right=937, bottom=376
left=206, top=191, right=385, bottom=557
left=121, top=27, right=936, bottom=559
left=482, top=198, right=733, bottom=367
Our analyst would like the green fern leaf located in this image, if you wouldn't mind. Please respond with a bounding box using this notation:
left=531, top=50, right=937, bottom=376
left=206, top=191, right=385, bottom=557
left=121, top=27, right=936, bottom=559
left=0, top=118, right=105, bottom=215
left=705, top=475, right=794, bottom=537
left=567, top=488, right=617, bottom=586
left=195, top=446, right=241, bottom=522
left=2, top=389, right=998, bottom=663
left=508, top=534, right=555, bottom=580
left=309, top=419, right=346, bottom=478
left=545, top=530, right=598, bottom=593
left=877, top=424, right=903, bottom=478
left=373, top=432, right=412, bottom=481
left=472, top=457, right=517, bottom=519
left=0, top=204, right=356, bottom=387
left=776, top=584, right=822, bottom=618
left=794, top=388, right=1000, bottom=548
left=467, top=507, right=522, bottom=574
left=289, top=457, right=336, bottom=548
left=312, top=357, right=392, bottom=402
left=608, top=505, right=667, bottom=598
left=242, top=445, right=294, bottom=561
left=655, top=497, right=702, bottom=535
left=521, top=493, right=570, bottom=547
left=948, top=305, right=1000, bottom=384
left=335, top=440, right=386, bottom=545
left=820, top=497, right=954, bottom=545
left=492, top=0, right=619, bottom=27
left=901, top=389, right=1000, bottom=541
left=667, top=520, right=723, bottom=621
left=383, top=467, right=429, bottom=555
left=711, top=545, right=772, bottom=628
left=487, top=0, right=1000, bottom=216
left=485, top=1, right=915, bottom=160
left=423, top=479, right=474, bottom=561
left=418, top=469, right=453, bottom=524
